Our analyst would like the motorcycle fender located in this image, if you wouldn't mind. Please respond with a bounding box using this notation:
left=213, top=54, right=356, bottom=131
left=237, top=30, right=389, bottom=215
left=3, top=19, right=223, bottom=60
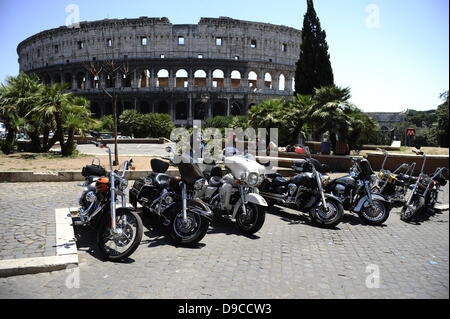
left=324, top=193, right=344, bottom=204
left=187, top=199, right=214, bottom=221
left=353, top=194, right=390, bottom=213
left=232, top=193, right=268, bottom=219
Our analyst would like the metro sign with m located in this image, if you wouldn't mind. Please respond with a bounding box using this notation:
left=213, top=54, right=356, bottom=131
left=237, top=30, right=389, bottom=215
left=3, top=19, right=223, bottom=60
left=406, top=128, right=416, bottom=137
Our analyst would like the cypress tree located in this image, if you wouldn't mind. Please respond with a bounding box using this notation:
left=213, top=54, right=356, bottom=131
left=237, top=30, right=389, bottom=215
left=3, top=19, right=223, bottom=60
left=295, top=0, right=334, bottom=96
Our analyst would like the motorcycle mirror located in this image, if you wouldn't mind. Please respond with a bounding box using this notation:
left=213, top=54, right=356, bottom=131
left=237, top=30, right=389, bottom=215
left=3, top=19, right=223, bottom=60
left=165, top=146, right=173, bottom=153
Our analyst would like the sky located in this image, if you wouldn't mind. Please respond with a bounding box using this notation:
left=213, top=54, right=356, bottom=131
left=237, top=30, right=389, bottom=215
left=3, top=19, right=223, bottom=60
left=0, top=0, right=448, bottom=112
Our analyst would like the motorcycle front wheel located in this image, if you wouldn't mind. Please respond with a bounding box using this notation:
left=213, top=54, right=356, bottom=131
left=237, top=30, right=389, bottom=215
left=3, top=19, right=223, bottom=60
left=358, top=199, right=390, bottom=226
left=400, top=195, right=425, bottom=222
left=169, top=209, right=210, bottom=247
left=235, top=203, right=266, bottom=235
left=97, top=208, right=143, bottom=262
left=309, top=199, right=344, bottom=229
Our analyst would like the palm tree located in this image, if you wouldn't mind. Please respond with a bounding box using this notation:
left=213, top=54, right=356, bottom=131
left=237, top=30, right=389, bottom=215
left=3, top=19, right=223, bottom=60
left=306, top=85, right=354, bottom=152
left=0, top=73, right=42, bottom=153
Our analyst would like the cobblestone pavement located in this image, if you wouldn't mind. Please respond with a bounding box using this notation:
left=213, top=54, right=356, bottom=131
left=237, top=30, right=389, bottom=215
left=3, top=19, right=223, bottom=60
left=0, top=182, right=448, bottom=299
left=0, top=182, right=80, bottom=260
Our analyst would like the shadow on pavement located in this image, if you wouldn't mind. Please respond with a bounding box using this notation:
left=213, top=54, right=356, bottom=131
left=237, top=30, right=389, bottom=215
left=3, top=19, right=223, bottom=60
left=73, top=225, right=135, bottom=264
left=207, top=216, right=260, bottom=240
left=140, top=212, right=206, bottom=249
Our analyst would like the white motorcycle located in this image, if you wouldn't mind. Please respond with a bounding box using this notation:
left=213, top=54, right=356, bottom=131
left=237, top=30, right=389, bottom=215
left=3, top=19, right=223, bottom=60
left=196, top=151, right=268, bottom=235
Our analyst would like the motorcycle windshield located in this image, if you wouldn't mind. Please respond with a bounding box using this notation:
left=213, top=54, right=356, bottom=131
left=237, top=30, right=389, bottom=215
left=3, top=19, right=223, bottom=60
left=224, top=154, right=265, bottom=178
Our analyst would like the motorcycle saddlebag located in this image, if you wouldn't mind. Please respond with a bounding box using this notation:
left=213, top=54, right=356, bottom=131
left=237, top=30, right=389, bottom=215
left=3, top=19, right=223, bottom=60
left=82, top=164, right=107, bottom=178
left=129, top=176, right=153, bottom=208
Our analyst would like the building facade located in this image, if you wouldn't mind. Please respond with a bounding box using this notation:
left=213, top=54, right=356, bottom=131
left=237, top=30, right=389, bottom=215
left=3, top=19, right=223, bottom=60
left=17, top=17, right=302, bottom=126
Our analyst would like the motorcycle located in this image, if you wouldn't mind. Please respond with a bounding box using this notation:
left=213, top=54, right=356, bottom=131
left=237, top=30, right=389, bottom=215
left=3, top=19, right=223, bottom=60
left=325, top=156, right=392, bottom=226
left=196, top=151, right=268, bottom=235
left=77, top=137, right=143, bottom=261
left=373, top=148, right=417, bottom=207
left=259, top=147, right=344, bottom=228
left=400, top=149, right=448, bottom=222
left=129, top=149, right=213, bottom=246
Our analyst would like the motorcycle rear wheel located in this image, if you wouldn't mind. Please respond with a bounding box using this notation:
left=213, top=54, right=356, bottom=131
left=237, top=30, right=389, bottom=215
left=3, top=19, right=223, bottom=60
left=97, top=208, right=143, bottom=261
left=400, top=195, right=425, bottom=222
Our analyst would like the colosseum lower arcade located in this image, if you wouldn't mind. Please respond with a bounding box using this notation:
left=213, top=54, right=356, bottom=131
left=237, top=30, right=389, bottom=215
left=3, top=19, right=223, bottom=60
left=17, top=17, right=302, bottom=126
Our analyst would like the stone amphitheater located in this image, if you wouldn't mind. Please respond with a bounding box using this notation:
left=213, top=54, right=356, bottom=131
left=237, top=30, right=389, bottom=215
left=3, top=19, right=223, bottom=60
left=17, top=16, right=302, bottom=126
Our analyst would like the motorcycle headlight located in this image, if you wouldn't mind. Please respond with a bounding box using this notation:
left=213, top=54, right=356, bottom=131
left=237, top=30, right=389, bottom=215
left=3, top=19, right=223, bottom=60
left=194, top=178, right=206, bottom=191
left=247, top=173, right=259, bottom=186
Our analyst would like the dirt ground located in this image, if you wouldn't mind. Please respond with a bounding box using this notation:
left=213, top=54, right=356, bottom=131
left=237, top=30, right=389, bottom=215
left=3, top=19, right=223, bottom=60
left=0, top=153, right=157, bottom=172
left=0, top=146, right=448, bottom=172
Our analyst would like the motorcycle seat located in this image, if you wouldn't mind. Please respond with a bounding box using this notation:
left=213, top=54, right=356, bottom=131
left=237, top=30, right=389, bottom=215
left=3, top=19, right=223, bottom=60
left=272, top=176, right=290, bottom=186
left=152, top=173, right=174, bottom=188
left=267, top=173, right=282, bottom=179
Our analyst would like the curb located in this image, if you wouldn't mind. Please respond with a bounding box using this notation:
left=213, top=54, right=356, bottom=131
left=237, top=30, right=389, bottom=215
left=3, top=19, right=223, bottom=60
left=0, top=208, right=79, bottom=278
left=435, top=204, right=449, bottom=212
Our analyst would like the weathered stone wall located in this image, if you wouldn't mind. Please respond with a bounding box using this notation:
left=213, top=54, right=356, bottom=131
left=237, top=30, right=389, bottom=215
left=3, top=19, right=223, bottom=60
left=17, top=17, right=302, bottom=126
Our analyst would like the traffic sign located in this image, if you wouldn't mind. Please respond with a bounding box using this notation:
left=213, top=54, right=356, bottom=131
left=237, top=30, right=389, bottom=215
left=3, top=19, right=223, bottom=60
left=406, top=128, right=416, bottom=137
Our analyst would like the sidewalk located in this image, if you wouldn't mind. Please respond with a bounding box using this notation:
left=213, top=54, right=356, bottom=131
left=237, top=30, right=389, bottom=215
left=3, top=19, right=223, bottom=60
left=0, top=183, right=79, bottom=277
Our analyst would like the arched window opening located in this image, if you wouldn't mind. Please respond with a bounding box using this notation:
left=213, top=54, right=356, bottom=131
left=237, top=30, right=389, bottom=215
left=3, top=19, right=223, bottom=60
left=292, top=77, right=296, bottom=92
left=175, top=102, right=188, bottom=120
left=157, top=69, right=169, bottom=88
left=156, top=101, right=169, bottom=114
left=122, top=73, right=132, bottom=88
left=248, top=71, right=258, bottom=88
left=213, top=102, right=226, bottom=117
left=90, top=102, right=101, bottom=119
left=212, top=69, right=225, bottom=88
left=278, top=74, right=286, bottom=91
left=63, top=73, right=72, bottom=88
left=53, top=74, right=61, bottom=84
left=175, top=69, right=188, bottom=88
left=231, top=70, right=241, bottom=88
left=43, top=74, right=51, bottom=85
left=194, top=102, right=206, bottom=120
left=194, top=70, right=207, bottom=88
left=140, top=69, right=151, bottom=88
left=105, top=74, right=115, bottom=88
left=264, top=73, right=272, bottom=89
left=140, top=101, right=151, bottom=114
left=231, top=102, right=242, bottom=116
left=104, top=101, right=113, bottom=116
left=76, top=72, right=86, bottom=89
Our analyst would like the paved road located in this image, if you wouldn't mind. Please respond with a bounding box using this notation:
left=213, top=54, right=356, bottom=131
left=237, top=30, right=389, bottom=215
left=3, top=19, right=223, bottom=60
left=0, top=183, right=448, bottom=299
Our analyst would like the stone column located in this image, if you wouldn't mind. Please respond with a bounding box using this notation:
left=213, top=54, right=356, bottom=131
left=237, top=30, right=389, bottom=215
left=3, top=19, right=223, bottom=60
left=151, top=69, right=158, bottom=88
left=207, top=70, right=213, bottom=88
left=168, top=69, right=175, bottom=88
left=258, top=71, right=265, bottom=90
left=188, top=96, right=193, bottom=122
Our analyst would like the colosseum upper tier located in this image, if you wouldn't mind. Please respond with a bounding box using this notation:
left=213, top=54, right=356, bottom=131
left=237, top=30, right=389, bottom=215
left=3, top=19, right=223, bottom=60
left=17, top=16, right=302, bottom=126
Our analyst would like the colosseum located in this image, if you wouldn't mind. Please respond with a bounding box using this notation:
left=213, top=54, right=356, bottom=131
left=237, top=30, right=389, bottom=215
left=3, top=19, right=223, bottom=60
left=17, top=16, right=302, bottom=126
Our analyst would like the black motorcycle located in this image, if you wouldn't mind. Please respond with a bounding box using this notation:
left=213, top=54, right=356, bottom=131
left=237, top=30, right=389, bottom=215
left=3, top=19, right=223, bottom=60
left=373, top=148, right=417, bottom=208
left=129, top=151, right=213, bottom=246
left=325, top=157, right=392, bottom=226
left=77, top=139, right=143, bottom=261
left=259, top=148, right=344, bottom=228
left=400, top=149, right=448, bottom=222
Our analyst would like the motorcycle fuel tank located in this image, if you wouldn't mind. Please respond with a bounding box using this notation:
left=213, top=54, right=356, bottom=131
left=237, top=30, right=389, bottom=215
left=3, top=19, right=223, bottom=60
left=290, top=172, right=316, bottom=188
